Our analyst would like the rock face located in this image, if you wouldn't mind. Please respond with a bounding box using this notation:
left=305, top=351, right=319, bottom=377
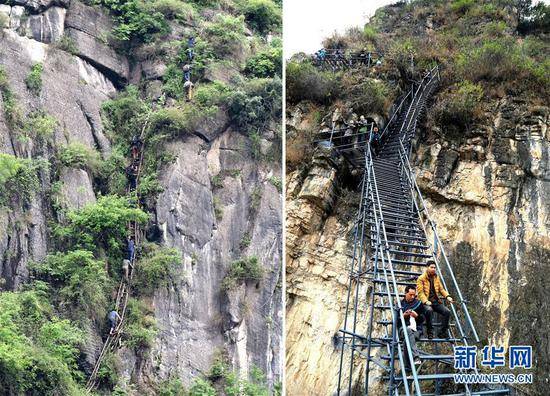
left=1, top=0, right=282, bottom=391
left=286, top=95, right=550, bottom=394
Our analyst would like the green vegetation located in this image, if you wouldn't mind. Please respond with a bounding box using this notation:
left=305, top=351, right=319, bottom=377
left=58, top=143, right=101, bottom=172
left=31, top=250, right=110, bottom=318
left=54, top=35, right=78, bottom=54
left=432, top=81, right=483, bottom=137
left=286, top=61, right=340, bottom=104
left=269, top=176, right=282, bottom=192
left=148, top=0, right=196, bottom=21
left=205, top=15, right=247, bottom=58
left=133, top=244, right=182, bottom=295
left=19, top=110, right=57, bottom=143
left=0, top=66, right=22, bottom=130
left=221, top=256, right=263, bottom=290
left=123, top=298, right=157, bottom=349
left=240, top=232, right=251, bottom=249
left=0, top=153, right=45, bottom=206
left=0, top=290, right=85, bottom=394
left=25, top=63, right=43, bottom=96
left=240, top=0, right=282, bottom=34
left=93, top=0, right=169, bottom=43
left=54, top=195, right=148, bottom=255
left=245, top=41, right=283, bottom=78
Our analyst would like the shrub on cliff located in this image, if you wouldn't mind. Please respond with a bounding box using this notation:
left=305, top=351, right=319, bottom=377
left=204, top=15, right=247, bottom=58
left=239, top=0, right=282, bottom=34
left=431, top=80, right=484, bottom=138
left=286, top=61, right=340, bottom=104
left=221, top=256, right=263, bottom=290
left=228, top=77, right=282, bottom=134
left=58, top=143, right=101, bottom=174
left=94, top=0, right=168, bottom=43
left=0, top=154, right=45, bottom=207
left=0, top=290, right=85, bottom=394
left=133, top=244, right=182, bottom=295
left=31, top=250, right=110, bottom=318
left=53, top=195, right=149, bottom=256
left=245, top=41, right=283, bottom=78
left=25, top=63, right=43, bottom=96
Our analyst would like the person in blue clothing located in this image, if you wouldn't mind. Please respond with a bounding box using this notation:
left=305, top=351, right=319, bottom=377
left=108, top=310, right=121, bottom=335
left=182, top=64, right=191, bottom=81
left=127, top=235, right=135, bottom=262
left=188, top=36, right=195, bottom=48
left=186, top=47, right=194, bottom=61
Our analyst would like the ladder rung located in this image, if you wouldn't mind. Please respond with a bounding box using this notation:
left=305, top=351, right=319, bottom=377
left=388, top=249, right=433, bottom=258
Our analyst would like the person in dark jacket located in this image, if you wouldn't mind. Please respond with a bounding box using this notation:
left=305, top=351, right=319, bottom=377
left=398, top=285, right=425, bottom=370
left=126, top=164, right=138, bottom=190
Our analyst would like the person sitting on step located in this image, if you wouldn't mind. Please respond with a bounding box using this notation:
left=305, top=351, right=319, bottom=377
left=399, top=285, right=425, bottom=370
left=416, top=259, right=453, bottom=339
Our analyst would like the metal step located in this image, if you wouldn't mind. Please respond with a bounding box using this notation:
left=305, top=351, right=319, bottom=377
left=388, top=249, right=433, bottom=258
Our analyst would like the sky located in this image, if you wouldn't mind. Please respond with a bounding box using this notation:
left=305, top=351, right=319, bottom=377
left=283, top=0, right=550, bottom=57
left=284, top=0, right=397, bottom=57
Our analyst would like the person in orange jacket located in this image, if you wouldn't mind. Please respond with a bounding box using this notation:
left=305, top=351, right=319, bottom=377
left=416, top=259, right=453, bottom=339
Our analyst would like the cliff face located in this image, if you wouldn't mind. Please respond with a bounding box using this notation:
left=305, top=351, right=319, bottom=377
left=285, top=1, right=549, bottom=394
left=0, top=0, right=282, bottom=393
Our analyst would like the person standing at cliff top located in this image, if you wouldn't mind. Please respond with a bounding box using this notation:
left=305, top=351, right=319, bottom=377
left=416, top=259, right=453, bottom=339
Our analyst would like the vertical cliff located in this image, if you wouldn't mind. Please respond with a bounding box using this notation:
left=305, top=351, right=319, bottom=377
left=0, top=0, right=282, bottom=393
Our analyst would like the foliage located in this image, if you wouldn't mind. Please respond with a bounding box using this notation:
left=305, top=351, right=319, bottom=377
left=58, top=142, right=101, bottom=172
left=204, top=14, right=246, bottom=58
left=149, top=105, right=210, bottom=137
left=147, top=0, right=195, bottom=21
left=101, top=85, right=150, bottom=141
left=363, top=25, right=377, bottom=42
left=54, top=195, right=148, bottom=255
left=21, top=111, right=57, bottom=141
left=343, top=77, right=391, bottom=115
left=0, top=66, right=23, bottom=130
left=0, top=153, right=44, bottom=206
left=431, top=80, right=484, bottom=138
left=451, top=0, right=475, bottom=14
left=123, top=298, right=157, bottom=350
left=133, top=244, right=182, bottom=295
left=213, top=196, right=223, bottom=220
left=25, top=63, right=43, bottom=96
left=286, top=61, right=340, bottom=104
left=0, top=290, right=85, bottom=394
left=245, top=44, right=283, bottom=78
left=228, top=77, right=282, bottom=136
left=194, top=81, right=232, bottom=108
left=157, top=376, right=185, bottom=396
left=93, top=0, right=169, bottom=43
left=239, top=0, right=281, bottom=34
left=269, top=176, right=282, bottom=192
left=188, top=378, right=216, bottom=396
left=221, top=256, right=263, bottom=290
left=31, top=250, right=110, bottom=318
left=54, top=35, right=78, bottom=54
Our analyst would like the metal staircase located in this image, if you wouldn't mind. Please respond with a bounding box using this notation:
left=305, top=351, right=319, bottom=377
left=317, top=66, right=510, bottom=395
